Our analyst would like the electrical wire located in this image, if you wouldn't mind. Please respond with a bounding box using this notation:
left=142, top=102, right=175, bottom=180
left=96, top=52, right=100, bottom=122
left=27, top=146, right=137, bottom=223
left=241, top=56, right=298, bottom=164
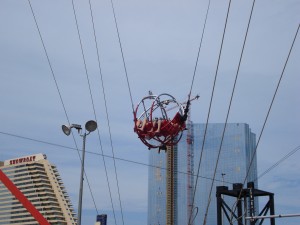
left=201, top=0, right=257, bottom=224
left=0, top=130, right=234, bottom=185
left=27, top=0, right=99, bottom=215
left=229, top=23, right=300, bottom=224
left=188, top=0, right=232, bottom=224
left=256, top=145, right=300, bottom=180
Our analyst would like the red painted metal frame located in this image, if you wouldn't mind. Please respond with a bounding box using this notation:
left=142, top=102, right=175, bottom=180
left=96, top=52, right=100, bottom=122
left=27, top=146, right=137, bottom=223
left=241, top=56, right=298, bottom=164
left=0, top=169, right=50, bottom=225
left=133, top=94, right=186, bottom=150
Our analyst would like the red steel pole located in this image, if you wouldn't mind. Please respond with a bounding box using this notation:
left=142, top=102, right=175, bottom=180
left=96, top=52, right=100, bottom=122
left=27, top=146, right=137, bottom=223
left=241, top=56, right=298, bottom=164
left=0, top=169, right=50, bottom=225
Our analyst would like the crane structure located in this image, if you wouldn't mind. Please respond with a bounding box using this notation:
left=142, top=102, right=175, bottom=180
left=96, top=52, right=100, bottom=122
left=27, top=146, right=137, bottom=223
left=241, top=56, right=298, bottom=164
left=186, top=111, right=194, bottom=224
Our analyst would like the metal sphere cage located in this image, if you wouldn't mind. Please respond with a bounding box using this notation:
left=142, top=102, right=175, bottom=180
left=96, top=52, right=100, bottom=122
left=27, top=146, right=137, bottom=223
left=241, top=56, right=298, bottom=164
left=134, top=93, right=186, bottom=149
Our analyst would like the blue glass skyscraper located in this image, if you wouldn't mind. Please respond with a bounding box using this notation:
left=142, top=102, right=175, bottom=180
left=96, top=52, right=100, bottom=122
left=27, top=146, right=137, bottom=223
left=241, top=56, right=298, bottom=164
left=148, top=147, right=168, bottom=225
left=148, top=123, right=257, bottom=225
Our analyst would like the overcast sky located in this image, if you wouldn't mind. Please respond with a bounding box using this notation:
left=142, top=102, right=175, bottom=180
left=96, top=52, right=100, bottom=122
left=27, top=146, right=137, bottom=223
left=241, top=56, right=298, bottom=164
left=0, top=0, right=299, bottom=224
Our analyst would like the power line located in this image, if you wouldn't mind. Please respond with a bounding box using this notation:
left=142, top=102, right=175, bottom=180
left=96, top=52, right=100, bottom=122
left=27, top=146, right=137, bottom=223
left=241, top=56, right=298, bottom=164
left=27, top=0, right=99, bottom=215
left=202, top=0, right=258, bottom=224
left=188, top=0, right=233, bottom=223
left=230, top=23, right=300, bottom=224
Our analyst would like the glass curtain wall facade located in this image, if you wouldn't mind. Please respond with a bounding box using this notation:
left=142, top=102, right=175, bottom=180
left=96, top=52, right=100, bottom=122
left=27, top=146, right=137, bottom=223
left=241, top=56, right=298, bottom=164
left=148, top=150, right=167, bottom=225
left=148, top=123, right=258, bottom=225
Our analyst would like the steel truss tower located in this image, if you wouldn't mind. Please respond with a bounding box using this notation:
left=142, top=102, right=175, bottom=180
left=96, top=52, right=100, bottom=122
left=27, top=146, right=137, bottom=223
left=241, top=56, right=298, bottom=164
left=216, top=182, right=275, bottom=225
left=166, top=145, right=177, bottom=225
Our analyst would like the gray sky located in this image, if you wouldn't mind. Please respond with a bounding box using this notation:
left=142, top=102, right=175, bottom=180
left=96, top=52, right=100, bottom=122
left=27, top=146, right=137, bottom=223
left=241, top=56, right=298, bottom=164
left=0, top=0, right=299, bottom=224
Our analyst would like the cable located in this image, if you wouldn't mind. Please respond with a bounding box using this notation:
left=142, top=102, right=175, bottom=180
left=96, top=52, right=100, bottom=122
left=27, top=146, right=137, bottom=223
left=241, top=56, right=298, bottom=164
left=188, top=0, right=211, bottom=99
left=185, top=0, right=212, bottom=223
left=256, top=145, right=300, bottom=180
left=108, top=1, right=140, bottom=223
left=69, top=0, right=97, bottom=119
left=190, top=207, right=199, bottom=225
left=27, top=0, right=99, bottom=214
left=87, top=0, right=124, bottom=223
left=229, top=23, right=300, bottom=224
left=188, top=0, right=233, bottom=224
left=201, top=0, right=257, bottom=224
left=27, top=0, right=68, bottom=124
left=110, top=0, right=135, bottom=115
left=186, top=0, right=212, bottom=220
left=0, top=130, right=234, bottom=185
left=229, top=200, right=248, bottom=225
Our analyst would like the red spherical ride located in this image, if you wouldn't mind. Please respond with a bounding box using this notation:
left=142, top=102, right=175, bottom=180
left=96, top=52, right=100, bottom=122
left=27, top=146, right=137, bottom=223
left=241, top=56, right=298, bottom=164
left=133, top=93, right=188, bottom=150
